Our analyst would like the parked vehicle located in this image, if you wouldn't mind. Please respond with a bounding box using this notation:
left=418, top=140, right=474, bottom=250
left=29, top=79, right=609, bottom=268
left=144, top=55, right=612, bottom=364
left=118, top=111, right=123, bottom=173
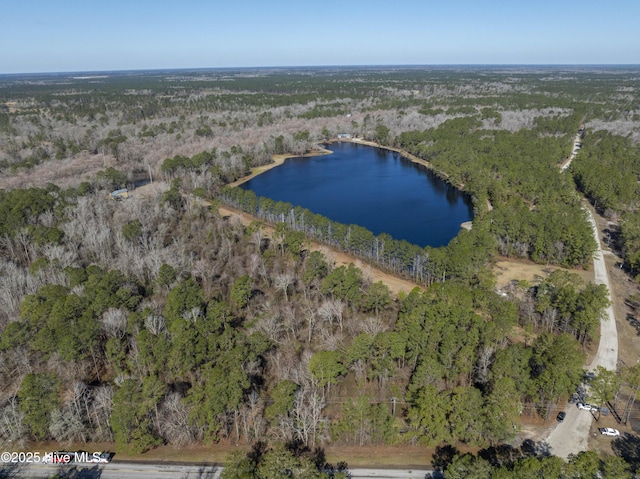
left=577, top=402, right=598, bottom=411
left=557, top=411, right=566, bottom=422
left=599, top=427, right=620, bottom=436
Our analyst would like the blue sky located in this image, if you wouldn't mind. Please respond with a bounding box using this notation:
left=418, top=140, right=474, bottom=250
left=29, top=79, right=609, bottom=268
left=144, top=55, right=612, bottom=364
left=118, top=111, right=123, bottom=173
left=1, top=0, right=638, bottom=73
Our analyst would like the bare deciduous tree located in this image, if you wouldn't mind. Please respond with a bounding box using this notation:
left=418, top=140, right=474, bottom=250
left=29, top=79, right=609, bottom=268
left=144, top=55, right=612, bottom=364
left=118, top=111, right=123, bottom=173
left=274, top=272, right=295, bottom=302
left=0, top=398, right=27, bottom=447
left=318, top=299, right=344, bottom=332
left=89, top=385, right=114, bottom=441
left=144, top=314, right=166, bottom=336
left=157, top=392, right=197, bottom=445
left=290, top=383, right=327, bottom=448
left=101, top=308, right=128, bottom=339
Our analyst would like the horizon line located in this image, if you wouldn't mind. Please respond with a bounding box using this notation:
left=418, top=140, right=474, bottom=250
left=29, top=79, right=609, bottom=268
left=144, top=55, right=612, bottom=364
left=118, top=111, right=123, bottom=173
left=2, top=63, right=640, bottom=77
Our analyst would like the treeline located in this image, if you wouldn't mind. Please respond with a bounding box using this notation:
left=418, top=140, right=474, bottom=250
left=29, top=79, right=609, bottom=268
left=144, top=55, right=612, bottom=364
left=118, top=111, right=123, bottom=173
left=438, top=447, right=631, bottom=479
left=488, top=198, right=596, bottom=268
left=568, top=130, right=640, bottom=278
left=571, top=131, right=640, bottom=215
left=224, top=443, right=636, bottom=478
left=161, top=149, right=219, bottom=175
left=218, top=185, right=493, bottom=285
left=222, top=445, right=350, bottom=479
left=0, top=185, right=68, bottom=239
left=526, top=270, right=610, bottom=346
left=160, top=147, right=258, bottom=186
left=398, top=284, right=583, bottom=445
left=621, top=211, right=640, bottom=278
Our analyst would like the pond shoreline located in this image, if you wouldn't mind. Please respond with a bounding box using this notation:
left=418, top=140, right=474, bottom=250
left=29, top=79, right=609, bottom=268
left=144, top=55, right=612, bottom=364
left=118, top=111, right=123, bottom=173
left=227, top=146, right=333, bottom=188
left=228, top=138, right=473, bottom=247
left=329, top=137, right=460, bottom=188
left=229, top=138, right=459, bottom=192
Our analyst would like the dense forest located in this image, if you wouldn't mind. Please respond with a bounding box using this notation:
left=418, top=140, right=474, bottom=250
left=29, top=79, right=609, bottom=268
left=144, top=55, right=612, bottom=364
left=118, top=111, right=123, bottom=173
left=0, top=66, right=639, bottom=477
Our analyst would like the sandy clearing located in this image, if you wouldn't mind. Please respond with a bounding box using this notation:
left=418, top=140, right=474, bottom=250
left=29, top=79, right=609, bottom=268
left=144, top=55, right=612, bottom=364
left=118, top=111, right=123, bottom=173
left=493, top=258, right=594, bottom=290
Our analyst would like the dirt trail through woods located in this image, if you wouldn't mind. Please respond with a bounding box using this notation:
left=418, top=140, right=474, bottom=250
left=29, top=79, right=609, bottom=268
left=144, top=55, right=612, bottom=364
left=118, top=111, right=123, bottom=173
left=134, top=174, right=421, bottom=297
left=218, top=205, right=420, bottom=296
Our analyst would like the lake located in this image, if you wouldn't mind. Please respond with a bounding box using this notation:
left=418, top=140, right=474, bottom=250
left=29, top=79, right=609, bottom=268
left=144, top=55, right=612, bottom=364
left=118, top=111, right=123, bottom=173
left=240, top=142, right=473, bottom=247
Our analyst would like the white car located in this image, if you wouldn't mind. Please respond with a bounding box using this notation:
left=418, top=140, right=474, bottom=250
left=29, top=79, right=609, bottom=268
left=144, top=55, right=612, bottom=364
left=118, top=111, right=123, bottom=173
left=599, top=427, right=620, bottom=436
left=577, top=403, right=598, bottom=411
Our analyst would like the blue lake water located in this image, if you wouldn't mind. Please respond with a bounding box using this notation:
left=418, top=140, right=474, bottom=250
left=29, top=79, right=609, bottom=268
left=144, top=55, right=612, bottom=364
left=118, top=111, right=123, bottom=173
left=240, top=142, right=474, bottom=247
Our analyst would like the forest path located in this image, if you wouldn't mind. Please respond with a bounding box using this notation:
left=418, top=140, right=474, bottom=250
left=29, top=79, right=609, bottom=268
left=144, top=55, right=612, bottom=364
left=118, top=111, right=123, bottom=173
left=218, top=204, right=421, bottom=296
left=134, top=176, right=422, bottom=298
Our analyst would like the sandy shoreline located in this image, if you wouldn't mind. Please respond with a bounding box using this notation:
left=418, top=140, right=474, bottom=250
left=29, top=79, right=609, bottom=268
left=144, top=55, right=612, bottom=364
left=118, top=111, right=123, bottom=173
left=227, top=147, right=333, bottom=188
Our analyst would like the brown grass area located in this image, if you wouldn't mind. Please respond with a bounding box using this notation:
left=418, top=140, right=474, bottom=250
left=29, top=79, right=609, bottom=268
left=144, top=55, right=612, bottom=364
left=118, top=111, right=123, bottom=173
left=493, top=257, right=594, bottom=290
left=324, top=444, right=445, bottom=468
left=19, top=440, right=444, bottom=467
left=130, top=180, right=169, bottom=198
left=13, top=440, right=246, bottom=464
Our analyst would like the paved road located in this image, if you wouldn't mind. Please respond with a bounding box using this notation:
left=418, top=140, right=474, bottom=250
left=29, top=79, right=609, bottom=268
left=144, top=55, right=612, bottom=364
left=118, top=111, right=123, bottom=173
left=545, top=206, right=619, bottom=458
left=0, top=461, right=222, bottom=479
left=0, top=461, right=438, bottom=479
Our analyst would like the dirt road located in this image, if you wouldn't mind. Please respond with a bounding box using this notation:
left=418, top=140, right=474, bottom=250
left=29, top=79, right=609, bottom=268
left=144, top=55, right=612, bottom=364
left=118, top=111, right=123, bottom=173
left=545, top=206, right=619, bottom=458
left=132, top=180, right=421, bottom=297
left=218, top=205, right=421, bottom=297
